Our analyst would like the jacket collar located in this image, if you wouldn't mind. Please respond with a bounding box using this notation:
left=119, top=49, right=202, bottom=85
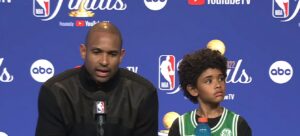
left=79, top=66, right=120, bottom=93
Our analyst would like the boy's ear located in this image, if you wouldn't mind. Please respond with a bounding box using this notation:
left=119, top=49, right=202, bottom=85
left=186, top=84, right=198, bottom=97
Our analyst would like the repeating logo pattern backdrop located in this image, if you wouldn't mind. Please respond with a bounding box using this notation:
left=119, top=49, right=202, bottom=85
left=1, top=0, right=299, bottom=135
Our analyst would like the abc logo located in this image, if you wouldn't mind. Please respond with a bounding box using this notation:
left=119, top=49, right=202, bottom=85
left=30, top=59, right=54, bottom=82
left=144, top=0, right=168, bottom=11
left=269, top=61, right=293, bottom=84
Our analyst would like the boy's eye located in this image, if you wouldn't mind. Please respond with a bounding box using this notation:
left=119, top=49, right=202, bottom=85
left=219, top=76, right=225, bottom=81
left=205, top=79, right=212, bottom=84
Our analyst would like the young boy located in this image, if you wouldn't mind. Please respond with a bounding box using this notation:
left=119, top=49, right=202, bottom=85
left=168, top=48, right=251, bottom=136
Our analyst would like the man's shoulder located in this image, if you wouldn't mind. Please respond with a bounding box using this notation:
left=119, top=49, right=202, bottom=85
left=43, top=67, right=80, bottom=87
left=119, top=68, right=156, bottom=91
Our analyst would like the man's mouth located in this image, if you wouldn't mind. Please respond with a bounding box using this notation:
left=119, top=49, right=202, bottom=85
left=95, top=69, right=110, bottom=77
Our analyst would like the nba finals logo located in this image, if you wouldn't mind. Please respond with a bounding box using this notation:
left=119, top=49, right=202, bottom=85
left=33, top=0, right=127, bottom=21
left=0, top=58, right=14, bottom=83
left=159, top=55, right=175, bottom=90
left=33, top=0, right=50, bottom=17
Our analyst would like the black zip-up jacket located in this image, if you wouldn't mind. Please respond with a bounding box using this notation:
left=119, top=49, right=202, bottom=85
left=36, top=66, right=158, bottom=136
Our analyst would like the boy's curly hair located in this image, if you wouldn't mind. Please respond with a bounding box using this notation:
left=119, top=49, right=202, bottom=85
left=178, top=48, right=227, bottom=103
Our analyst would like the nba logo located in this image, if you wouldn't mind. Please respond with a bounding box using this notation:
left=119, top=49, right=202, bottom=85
left=273, top=0, right=289, bottom=18
left=96, top=101, right=106, bottom=114
left=33, top=0, right=50, bottom=17
left=159, top=55, right=175, bottom=90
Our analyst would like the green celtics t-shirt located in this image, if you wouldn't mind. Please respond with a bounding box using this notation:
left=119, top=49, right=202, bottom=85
left=178, top=108, right=239, bottom=136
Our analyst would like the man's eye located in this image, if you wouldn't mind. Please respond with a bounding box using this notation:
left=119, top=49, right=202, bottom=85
left=92, top=50, right=100, bottom=54
left=110, top=52, right=118, bottom=56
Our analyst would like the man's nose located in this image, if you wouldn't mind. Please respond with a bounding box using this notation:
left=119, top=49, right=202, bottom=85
left=99, top=54, right=108, bottom=66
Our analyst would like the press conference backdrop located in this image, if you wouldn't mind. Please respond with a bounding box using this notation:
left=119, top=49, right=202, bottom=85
left=0, top=0, right=299, bottom=135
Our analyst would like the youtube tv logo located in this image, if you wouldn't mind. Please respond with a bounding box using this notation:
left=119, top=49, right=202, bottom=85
left=188, top=0, right=205, bottom=5
left=188, top=0, right=251, bottom=6
left=75, top=20, right=85, bottom=27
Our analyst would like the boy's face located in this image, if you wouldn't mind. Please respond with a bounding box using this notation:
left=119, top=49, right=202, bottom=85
left=189, top=68, right=226, bottom=104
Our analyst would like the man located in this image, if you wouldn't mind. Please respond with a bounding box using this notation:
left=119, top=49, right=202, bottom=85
left=36, top=22, right=158, bottom=136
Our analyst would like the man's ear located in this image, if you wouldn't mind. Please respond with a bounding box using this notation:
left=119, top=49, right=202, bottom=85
left=80, top=44, right=87, bottom=60
left=186, top=84, right=198, bottom=97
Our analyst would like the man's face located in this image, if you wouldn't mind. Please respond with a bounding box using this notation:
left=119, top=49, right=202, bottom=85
left=80, top=31, right=125, bottom=83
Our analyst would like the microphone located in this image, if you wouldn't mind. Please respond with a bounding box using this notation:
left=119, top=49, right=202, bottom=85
left=94, top=94, right=107, bottom=136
